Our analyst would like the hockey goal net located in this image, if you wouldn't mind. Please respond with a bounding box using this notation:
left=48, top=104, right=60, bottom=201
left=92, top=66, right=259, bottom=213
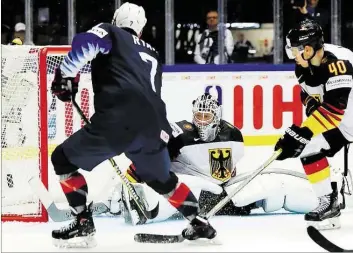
left=1, top=45, right=111, bottom=222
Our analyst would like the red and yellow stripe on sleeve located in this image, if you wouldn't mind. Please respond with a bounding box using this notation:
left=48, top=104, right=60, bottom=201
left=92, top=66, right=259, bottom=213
left=301, top=103, right=344, bottom=137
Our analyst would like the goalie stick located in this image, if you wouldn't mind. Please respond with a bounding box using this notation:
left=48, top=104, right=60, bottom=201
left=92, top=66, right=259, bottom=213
left=28, top=176, right=111, bottom=222
left=71, top=96, right=159, bottom=222
left=307, top=226, right=352, bottom=252
left=134, top=149, right=282, bottom=243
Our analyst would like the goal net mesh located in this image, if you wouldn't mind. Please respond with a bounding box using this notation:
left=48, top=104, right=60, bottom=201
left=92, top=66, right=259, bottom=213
left=1, top=45, right=95, bottom=221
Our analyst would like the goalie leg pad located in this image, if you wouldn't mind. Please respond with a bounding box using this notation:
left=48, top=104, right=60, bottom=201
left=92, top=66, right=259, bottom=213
left=225, top=174, right=284, bottom=211
left=225, top=173, right=320, bottom=214
left=283, top=177, right=318, bottom=213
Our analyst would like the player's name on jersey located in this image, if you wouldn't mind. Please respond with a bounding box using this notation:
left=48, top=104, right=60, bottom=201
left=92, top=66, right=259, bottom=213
left=132, top=35, right=156, bottom=52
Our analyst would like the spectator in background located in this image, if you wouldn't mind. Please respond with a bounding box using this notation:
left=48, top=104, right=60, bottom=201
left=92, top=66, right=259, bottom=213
left=13, top=22, right=26, bottom=44
left=289, top=0, right=329, bottom=41
left=10, top=38, right=23, bottom=45
left=194, top=10, right=234, bottom=64
left=231, top=32, right=256, bottom=63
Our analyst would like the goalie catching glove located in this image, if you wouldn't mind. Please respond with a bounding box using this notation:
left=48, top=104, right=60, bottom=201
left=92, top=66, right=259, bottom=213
left=275, top=124, right=313, bottom=160
left=51, top=67, right=80, bottom=102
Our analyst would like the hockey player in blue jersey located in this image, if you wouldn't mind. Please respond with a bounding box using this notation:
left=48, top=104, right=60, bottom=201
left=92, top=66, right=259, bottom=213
left=50, top=2, right=216, bottom=248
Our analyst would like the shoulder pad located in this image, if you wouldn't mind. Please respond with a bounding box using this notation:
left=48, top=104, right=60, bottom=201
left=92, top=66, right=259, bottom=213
left=221, top=120, right=235, bottom=129
left=169, top=122, right=183, bottom=137
left=180, top=121, right=195, bottom=132
left=170, top=120, right=195, bottom=137
left=220, top=120, right=244, bottom=142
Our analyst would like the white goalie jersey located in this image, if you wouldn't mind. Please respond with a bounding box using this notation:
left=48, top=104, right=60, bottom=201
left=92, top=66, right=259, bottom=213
left=167, top=120, right=244, bottom=185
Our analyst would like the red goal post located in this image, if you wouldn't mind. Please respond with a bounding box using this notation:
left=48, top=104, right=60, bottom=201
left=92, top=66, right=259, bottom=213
left=1, top=46, right=80, bottom=222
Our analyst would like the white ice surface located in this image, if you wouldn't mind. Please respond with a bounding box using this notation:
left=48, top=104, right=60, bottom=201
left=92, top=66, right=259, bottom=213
left=2, top=146, right=352, bottom=252
left=2, top=209, right=353, bottom=252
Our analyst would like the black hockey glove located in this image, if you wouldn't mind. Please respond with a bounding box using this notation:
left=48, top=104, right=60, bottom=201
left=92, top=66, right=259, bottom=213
left=51, top=67, right=79, bottom=102
left=274, top=124, right=313, bottom=161
left=300, top=90, right=320, bottom=117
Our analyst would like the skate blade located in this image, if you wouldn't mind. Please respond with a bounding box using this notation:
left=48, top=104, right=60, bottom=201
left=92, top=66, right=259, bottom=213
left=53, top=234, right=97, bottom=248
left=307, top=217, right=341, bottom=231
left=187, top=237, right=222, bottom=246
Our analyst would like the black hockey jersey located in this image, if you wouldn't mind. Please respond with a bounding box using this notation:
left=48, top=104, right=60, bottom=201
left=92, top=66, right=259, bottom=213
left=60, top=22, right=171, bottom=138
left=296, top=44, right=353, bottom=138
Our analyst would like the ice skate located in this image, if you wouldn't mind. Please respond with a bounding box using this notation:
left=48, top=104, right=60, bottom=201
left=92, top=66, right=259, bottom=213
left=305, top=188, right=341, bottom=231
left=182, top=215, right=217, bottom=241
left=52, top=203, right=96, bottom=248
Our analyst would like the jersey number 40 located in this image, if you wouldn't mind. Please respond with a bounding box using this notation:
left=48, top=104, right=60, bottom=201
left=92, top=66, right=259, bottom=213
left=328, top=60, right=347, bottom=76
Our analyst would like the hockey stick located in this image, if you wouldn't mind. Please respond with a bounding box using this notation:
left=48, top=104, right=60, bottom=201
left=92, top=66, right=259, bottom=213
left=28, top=176, right=111, bottom=222
left=307, top=226, right=352, bottom=252
left=134, top=149, right=282, bottom=243
left=71, top=96, right=159, bottom=222
left=340, top=144, right=352, bottom=209
left=344, top=144, right=349, bottom=177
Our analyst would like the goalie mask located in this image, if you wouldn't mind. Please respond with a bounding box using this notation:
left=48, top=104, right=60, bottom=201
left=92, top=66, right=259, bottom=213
left=192, top=93, right=221, bottom=142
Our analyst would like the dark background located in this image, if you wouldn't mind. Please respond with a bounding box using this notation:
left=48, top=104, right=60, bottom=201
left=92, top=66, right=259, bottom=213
left=2, top=0, right=353, bottom=63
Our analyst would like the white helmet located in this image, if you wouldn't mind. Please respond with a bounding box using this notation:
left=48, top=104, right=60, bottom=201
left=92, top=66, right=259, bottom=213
left=112, top=2, right=147, bottom=36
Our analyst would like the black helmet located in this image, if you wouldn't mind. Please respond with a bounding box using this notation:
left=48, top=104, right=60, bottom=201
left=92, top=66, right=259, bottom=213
left=286, top=19, right=324, bottom=58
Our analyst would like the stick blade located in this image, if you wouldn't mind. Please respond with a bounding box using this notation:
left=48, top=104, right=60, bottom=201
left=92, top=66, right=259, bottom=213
left=134, top=233, right=184, bottom=244
left=307, top=226, right=347, bottom=252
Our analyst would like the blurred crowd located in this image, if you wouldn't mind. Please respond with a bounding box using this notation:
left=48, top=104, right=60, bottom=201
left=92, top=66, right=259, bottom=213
left=2, top=0, right=353, bottom=64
